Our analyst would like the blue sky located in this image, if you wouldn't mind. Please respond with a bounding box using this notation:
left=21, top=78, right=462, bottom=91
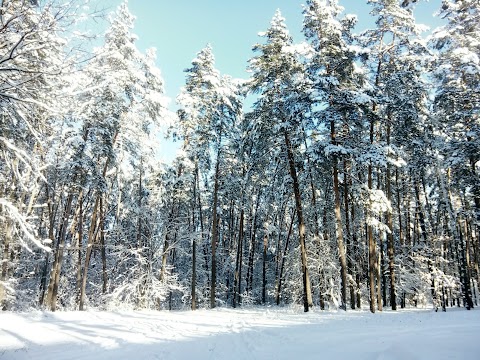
left=97, top=0, right=444, bottom=104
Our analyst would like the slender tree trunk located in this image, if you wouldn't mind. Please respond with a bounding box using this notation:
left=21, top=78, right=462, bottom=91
left=0, top=219, right=12, bottom=310
left=377, top=236, right=384, bottom=312
left=79, top=195, right=101, bottom=311
left=99, top=196, right=107, bottom=294
left=351, top=201, right=361, bottom=309
left=344, top=160, right=355, bottom=309
left=330, top=121, right=348, bottom=310
left=274, top=203, right=286, bottom=304
left=276, top=208, right=296, bottom=305
left=79, top=130, right=117, bottom=311
left=368, top=119, right=377, bottom=314
left=46, top=193, right=74, bottom=311
left=386, top=121, right=397, bottom=310
left=284, top=130, right=312, bottom=312
left=191, top=166, right=198, bottom=310
left=413, top=177, right=438, bottom=307
left=246, top=191, right=260, bottom=294
left=39, top=187, right=56, bottom=306
left=459, top=218, right=474, bottom=309
left=210, top=147, right=221, bottom=309
left=233, top=208, right=244, bottom=307
left=262, top=233, right=268, bottom=304
left=75, top=198, right=83, bottom=303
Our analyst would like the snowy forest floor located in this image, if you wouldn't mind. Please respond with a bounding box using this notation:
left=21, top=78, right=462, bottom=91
left=1, top=307, right=479, bottom=360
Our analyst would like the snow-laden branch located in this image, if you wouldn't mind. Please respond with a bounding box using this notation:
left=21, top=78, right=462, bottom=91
left=0, top=198, right=51, bottom=253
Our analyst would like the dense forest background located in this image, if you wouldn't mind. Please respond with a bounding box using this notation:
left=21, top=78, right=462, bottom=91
left=0, top=0, right=478, bottom=313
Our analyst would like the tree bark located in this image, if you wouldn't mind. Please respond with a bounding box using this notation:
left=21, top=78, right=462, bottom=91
left=46, top=192, right=74, bottom=311
left=344, top=160, right=356, bottom=309
left=276, top=208, right=296, bottom=305
left=368, top=117, right=377, bottom=314
left=79, top=195, right=101, bottom=311
left=284, top=130, right=312, bottom=312
left=246, top=191, right=260, bottom=294
left=330, top=121, right=348, bottom=310
left=262, top=233, right=268, bottom=304
left=210, top=147, right=221, bottom=309
left=191, top=166, right=199, bottom=310
left=233, top=208, right=244, bottom=308
left=386, top=121, right=397, bottom=310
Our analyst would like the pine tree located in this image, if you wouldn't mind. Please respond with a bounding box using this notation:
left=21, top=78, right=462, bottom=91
left=432, top=0, right=480, bottom=310
left=177, top=45, right=242, bottom=309
left=248, top=10, right=314, bottom=311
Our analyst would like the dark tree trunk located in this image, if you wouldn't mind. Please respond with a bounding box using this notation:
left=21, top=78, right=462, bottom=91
left=284, top=130, right=312, bottom=312
left=191, top=167, right=199, bottom=311
left=330, top=121, right=348, bottom=310
left=262, top=234, right=268, bottom=304
left=233, top=208, right=244, bottom=308
left=276, top=208, right=296, bottom=305
left=246, top=191, right=260, bottom=294
left=459, top=218, right=474, bottom=309
left=344, top=160, right=356, bottom=310
left=368, top=119, right=376, bottom=314
left=79, top=195, right=101, bottom=311
left=210, top=154, right=220, bottom=309
left=47, top=192, right=74, bottom=311
left=386, top=122, right=397, bottom=310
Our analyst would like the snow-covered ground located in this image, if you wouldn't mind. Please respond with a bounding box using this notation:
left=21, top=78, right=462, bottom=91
left=1, top=307, right=479, bottom=359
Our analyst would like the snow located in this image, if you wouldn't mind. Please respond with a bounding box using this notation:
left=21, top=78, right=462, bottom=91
left=452, top=47, right=479, bottom=65
left=1, top=307, right=479, bottom=359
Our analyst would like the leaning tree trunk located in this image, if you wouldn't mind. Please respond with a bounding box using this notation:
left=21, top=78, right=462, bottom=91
left=46, top=192, right=75, bottom=311
left=79, top=195, right=101, bottom=311
left=283, top=130, right=312, bottom=312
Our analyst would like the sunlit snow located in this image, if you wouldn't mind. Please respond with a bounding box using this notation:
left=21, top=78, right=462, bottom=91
left=1, top=307, right=479, bottom=359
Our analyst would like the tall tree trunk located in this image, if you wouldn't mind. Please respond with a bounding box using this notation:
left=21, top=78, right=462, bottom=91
left=191, top=166, right=199, bottom=310
left=210, top=146, right=221, bottom=309
left=274, top=202, right=286, bottom=304
left=46, top=192, right=74, bottom=311
left=351, top=202, right=361, bottom=309
left=262, top=233, right=268, bottom=304
left=79, top=130, right=117, bottom=311
left=75, top=198, right=83, bottom=303
left=330, top=121, right=348, bottom=310
left=344, top=160, right=355, bottom=309
left=386, top=121, right=397, bottom=310
left=38, top=186, right=56, bottom=306
left=79, top=195, right=101, bottom=311
left=246, top=191, right=260, bottom=294
left=368, top=117, right=377, bottom=314
left=233, top=208, right=244, bottom=308
left=459, top=218, right=474, bottom=309
left=99, top=196, right=107, bottom=294
left=283, top=130, right=312, bottom=312
left=276, top=208, right=296, bottom=305
left=413, top=177, right=437, bottom=307
left=0, top=218, right=12, bottom=310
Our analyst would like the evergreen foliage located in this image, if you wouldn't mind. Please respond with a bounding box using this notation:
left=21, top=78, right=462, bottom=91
left=0, top=0, right=478, bottom=314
